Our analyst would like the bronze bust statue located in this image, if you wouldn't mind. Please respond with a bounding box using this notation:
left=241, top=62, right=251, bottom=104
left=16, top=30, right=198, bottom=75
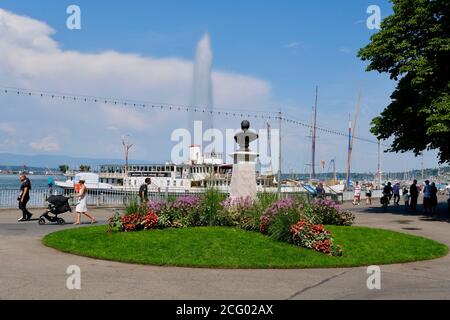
left=234, top=120, right=258, bottom=152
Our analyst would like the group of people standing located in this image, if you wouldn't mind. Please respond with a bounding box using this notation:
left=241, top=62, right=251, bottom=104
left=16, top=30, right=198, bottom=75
left=351, top=179, right=442, bottom=214
left=409, top=180, right=438, bottom=214
left=383, top=179, right=440, bottom=213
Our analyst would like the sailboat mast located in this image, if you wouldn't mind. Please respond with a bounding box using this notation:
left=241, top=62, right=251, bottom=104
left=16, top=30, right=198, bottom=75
left=345, top=116, right=352, bottom=191
left=311, top=86, right=318, bottom=180
left=345, top=90, right=362, bottom=191
left=333, top=158, right=337, bottom=185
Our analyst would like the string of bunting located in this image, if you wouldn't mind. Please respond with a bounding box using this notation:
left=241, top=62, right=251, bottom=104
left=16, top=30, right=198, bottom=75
left=0, top=85, right=388, bottom=147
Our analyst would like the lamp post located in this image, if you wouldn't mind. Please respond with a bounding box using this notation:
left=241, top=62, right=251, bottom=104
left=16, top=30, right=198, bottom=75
left=122, top=135, right=134, bottom=188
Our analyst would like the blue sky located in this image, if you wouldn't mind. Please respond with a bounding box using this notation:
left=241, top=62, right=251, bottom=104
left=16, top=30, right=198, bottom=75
left=1, top=0, right=392, bottom=102
left=0, top=1, right=440, bottom=173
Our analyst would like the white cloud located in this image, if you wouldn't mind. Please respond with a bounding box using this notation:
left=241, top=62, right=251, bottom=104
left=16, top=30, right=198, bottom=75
left=338, top=46, right=351, bottom=54
left=30, top=136, right=60, bottom=152
left=0, top=8, right=273, bottom=161
left=0, top=122, right=16, bottom=134
left=285, top=42, right=300, bottom=49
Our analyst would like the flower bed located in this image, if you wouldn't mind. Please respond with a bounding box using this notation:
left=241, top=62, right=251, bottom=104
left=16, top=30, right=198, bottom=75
left=220, top=197, right=261, bottom=230
left=108, top=209, right=158, bottom=232
left=305, top=198, right=355, bottom=226
left=259, top=198, right=299, bottom=234
left=108, top=191, right=354, bottom=256
left=290, top=220, right=342, bottom=256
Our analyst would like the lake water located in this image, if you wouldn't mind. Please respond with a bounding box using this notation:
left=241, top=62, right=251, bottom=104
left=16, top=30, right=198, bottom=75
left=0, top=175, right=65, bottom=190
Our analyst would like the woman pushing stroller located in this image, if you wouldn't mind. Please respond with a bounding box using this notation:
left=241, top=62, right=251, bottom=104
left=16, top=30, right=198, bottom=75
left=73, top=179, right=97, bottom=225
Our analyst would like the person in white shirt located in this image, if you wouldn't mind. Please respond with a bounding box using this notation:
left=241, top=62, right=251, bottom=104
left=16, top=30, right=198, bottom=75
left=353, top=181, right=362, bottom=205
left=403, top=188, right=410, bottom=212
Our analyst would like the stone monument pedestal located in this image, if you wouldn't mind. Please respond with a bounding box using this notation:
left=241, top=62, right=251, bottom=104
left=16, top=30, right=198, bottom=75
left=230, top=153, right=258, bottom=201
left=229, top=120, right=259, bottom=201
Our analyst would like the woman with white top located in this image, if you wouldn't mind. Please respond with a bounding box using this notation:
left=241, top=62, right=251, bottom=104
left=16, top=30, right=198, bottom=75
left=353, top=181, right=362, bottom=205
left=74, top=180, right=97, bottom=225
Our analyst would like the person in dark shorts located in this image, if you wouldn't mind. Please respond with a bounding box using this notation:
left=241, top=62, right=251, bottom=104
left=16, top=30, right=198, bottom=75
left=139, top=178, right=151, bottom=205
left=365, top=183, right=373, bottom=205
left=409, top=180, right=419, bottom=212
left=423, top=180, right=431, bottom=214
left=18, top=174, right=33, bottom=222
left=402, top=188, right=410, bottom=212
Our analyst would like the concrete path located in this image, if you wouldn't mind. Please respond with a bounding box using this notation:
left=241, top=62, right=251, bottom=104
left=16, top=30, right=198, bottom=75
left=0, top=199, right=449, bottom=300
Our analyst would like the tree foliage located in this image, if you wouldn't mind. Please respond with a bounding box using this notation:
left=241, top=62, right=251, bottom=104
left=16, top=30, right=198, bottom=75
left=79, top=165, right=91, bottom=172
left=358, top=0, right=450, bottom=163
left=58, top=164, right=69, bottom=174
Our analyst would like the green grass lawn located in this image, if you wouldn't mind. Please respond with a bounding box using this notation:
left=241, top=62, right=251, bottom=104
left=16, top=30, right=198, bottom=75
left=42, top=226, right=448, bottom=269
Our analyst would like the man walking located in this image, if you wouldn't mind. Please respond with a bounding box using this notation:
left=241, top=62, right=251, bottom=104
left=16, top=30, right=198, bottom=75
left=393, top=182, right=401, bottom=205
left=409, top=180, right=419, bottom=212
left=139, top=178, right=151, bottom=206
left=18, top=174, right=33, bottom=222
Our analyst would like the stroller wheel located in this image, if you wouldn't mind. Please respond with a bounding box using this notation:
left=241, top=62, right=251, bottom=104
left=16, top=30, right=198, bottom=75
left=57, top=218, right=66, bottom=225
left=38, top=218, right=46, bottom=225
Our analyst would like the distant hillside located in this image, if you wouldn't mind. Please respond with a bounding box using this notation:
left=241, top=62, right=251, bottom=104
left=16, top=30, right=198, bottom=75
left=0, top=153, right=148, bottom=169
left=283, top=166, right=450, bottom=181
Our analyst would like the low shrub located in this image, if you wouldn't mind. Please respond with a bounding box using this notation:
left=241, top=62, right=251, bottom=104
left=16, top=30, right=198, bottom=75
left=124, top=195, right=147, bottom=216
left=220, top=197, right=261, bottom=230
left=267, top=208, right=303, bottom=242
left=141, top=211, right=159, bottom=230
left=260, top=198, right=300, bottom=234
left=290, top=220, right=342, bottom=256
left=304, top=198, right=355, bottom=226
left=257, top=192, right=279, bottom=212
left=114, top=209, right=159, bottom=232
left=121, top=214, right=144, bottom=232
left=199, top=188, right=227, bottom=226
left=107, top=210, right=123, bottom=233
left=171, top=195, right=202, bottom=227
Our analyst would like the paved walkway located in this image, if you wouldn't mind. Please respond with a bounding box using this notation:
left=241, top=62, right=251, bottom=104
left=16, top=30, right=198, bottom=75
left=0, top=199, right=449, bottom=300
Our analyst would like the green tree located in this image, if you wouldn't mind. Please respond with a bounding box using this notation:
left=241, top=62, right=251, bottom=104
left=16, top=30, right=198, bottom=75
left=58, top=164, right=69, bottom=174
left=79, top=165, right=91, bottom=172
left=358, top=0, right=450, bottom=163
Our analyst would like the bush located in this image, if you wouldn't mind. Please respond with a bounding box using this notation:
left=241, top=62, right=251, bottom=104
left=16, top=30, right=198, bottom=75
left=220, top=197, right=262, bottom=230
left=257, top=192, right=279, bottom=212
left=290, top=220, right=342, bottom=256
left=124, top=195, right=146, bottom=216
left=148, top=196, right=201, bottom=228
left=267, top=208, right=303, bottom=242
left=171, top=195, right=202, bottom=227
left=199, top=188, right=227, bottom=226
left=141, top=211, right=159, bottom=230
left=121, top=214, right=144, bottom=232
left=260, top=198, right=301, bottom=234
left=107, top=210, right=123, bottom=233
left=304, top=198, right=355, bottom=226
left=111, top=209, right=159, bottom=232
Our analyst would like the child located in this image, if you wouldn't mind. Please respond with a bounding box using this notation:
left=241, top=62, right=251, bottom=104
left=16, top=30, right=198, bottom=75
left=403, top=188, right=410, bottom=212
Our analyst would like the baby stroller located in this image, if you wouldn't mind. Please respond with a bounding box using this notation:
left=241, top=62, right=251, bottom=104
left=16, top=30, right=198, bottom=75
left=38, top=195, right=72, bottom=225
